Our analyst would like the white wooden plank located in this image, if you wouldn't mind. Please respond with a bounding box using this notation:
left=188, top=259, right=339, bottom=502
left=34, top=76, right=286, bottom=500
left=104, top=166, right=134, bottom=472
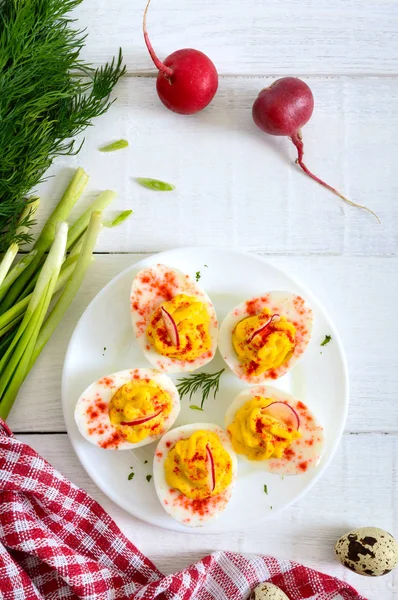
left=6, top=254, right=398, bottom=433
left=15, top=432, right=398, bottom=600
left=69, top=0, right=398, bottom=76
left=27, top=76, right=398, bottom=256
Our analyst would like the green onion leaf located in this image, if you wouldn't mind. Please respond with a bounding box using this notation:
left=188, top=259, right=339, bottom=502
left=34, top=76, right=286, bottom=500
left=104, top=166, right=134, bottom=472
left=99, top=140, right=129, bottom=152
left=136, top=178, right=175, bottom=191
left=103, top=210, right=133, bottom=228
left=189, top=405, right=204, bottom=411
left=195, top=271, right=201, bottom=282
left=128, top=472, right=135, bottom=481
left=264, top=484, right=268, bottom=494
left=321, top=334, right=332, bottom=347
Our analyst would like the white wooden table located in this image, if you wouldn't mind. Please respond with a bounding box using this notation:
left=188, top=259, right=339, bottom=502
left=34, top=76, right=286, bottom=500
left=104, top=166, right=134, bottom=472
left=8, top=1, right=398, bottom=598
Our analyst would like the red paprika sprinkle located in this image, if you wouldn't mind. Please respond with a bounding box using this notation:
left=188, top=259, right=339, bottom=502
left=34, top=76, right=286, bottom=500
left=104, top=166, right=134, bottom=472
left=284, top=447, right=295, bottom=460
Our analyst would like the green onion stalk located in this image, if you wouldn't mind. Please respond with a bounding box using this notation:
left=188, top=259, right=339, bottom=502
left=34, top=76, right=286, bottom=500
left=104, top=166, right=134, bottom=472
left=0, top=168, right=89, bottom=312
left=0, top=222, right=68, bottom=419
left=0, top=167, right=118, bottom=420
left=0, top=187, right=115, bottom=348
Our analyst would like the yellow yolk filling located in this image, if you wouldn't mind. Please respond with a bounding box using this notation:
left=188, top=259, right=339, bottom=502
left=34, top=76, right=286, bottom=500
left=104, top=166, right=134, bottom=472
left=109, top=379, right=172, bottom=443
left=165, top=430, right=233, bottom=500
left=147, top=294, right=211, bottom=361
left=227, top=396, right=301, bottom=461
left=232, top=308, right=296, bottom=376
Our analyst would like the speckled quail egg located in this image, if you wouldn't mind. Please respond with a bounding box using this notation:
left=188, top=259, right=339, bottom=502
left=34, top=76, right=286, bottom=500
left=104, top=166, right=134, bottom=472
left=249, top=582, right=289, bottom=600
left=335, top=527, right=398, bottom=576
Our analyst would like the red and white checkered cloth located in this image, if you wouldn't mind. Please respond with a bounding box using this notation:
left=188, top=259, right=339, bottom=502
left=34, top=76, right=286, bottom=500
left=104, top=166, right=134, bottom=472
left=0, top=419, right=366, bottom=600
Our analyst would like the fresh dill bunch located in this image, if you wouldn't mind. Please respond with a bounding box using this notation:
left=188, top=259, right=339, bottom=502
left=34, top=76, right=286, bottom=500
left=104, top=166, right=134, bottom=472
left=0, top=0, right=126, bottom=252
left=177, top=369, right=225, bottom=410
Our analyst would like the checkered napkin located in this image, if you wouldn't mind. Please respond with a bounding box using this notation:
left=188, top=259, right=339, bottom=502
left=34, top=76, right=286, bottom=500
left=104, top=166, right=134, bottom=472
left=0, top=419, right=366, bottom=600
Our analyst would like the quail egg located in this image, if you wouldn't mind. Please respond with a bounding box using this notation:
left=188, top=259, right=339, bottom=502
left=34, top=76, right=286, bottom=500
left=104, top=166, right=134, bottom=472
left=249, top=582, right=289, bottom=600
left=335, top=527, right=398, bottom=576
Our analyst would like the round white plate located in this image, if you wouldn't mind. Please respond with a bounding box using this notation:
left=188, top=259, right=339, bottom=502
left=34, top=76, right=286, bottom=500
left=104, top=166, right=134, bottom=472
left=62, top=247, right=348, bottom=533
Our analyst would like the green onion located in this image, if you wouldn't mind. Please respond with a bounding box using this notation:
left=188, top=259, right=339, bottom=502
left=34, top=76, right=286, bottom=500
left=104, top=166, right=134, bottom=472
left=103, top=210, right=133, bottom=228
left=67, top=190, right=116, bottom=249
left=30, top=212, right=102, bottom=368
left=99, top=140, right=129, bottom=152
left=0, top=169, right=116, bottom=419
left=0, top=259, right=79, bottom=338
left=0, top=222, right=68, bottom=419
left=136, top=177, right=175, bottom=191
left=0, top=244, right=18, bottom=288
left=0, top=168, right=88, bottom=312
left=0, top=250, right=38, bottom=303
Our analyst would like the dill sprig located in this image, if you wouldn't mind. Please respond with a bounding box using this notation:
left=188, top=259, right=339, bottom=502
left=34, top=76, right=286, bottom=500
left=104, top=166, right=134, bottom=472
left=177, top=369, right=225, bottom=410
left=0, top=0, right=126, bottom=252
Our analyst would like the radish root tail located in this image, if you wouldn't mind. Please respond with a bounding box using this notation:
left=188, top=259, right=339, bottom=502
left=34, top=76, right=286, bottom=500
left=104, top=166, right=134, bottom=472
left=291, top=131, right=380, bottom=223
left=143, top=0, right=173, bottom=79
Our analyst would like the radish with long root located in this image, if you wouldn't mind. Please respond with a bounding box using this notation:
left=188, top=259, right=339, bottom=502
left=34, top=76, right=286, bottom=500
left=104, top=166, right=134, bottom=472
left=252, top=77, right=379, bottom=221
left=143, top=0, right=218, bottom=115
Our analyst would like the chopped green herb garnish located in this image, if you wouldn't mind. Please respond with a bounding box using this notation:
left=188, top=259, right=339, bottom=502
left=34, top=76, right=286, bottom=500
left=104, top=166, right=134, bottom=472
left=189, top=405, right=204, bottom=411
left=99, top=139, right=129, bottom=152
left=103, top=210, right=133, bottom=228
left=195, top=271, right=201, bottom=282
left=270, top=506, right=273, bottom=510
left=128, top=472, right=135, bottom=481
left=177, top=369, right=225, bottom=410
left=321, top=334, right=332, bottom=347
left=204, top=264, right=208, bottom=268
left=136, top=177, right=175, bottom=191
left=144, top=460, right=148, bottom=464
left=281, top=475, right=284, bottom=481
left=264, top=484, right=268, bottom=494
left=146, top=474, right=152, bottom=482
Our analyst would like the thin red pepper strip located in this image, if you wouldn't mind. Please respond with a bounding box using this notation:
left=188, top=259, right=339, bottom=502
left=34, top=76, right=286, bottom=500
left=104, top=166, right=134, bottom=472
left=206, top=443, right=216, bottom=492
left=247, top=313, right=280, bottom=344
left=261, top=401, right=300, bottom=431
left=121, top=408, right=163, bottom=427
left=161, top=306, right=180, bottom=347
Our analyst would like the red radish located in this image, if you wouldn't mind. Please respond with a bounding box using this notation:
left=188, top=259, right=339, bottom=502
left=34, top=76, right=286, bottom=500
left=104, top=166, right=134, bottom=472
left=121, top=408, right=163, bottom=427
left=262, top=401, right=300, bottom=431
left=161, top=306, right=180, bottom=347
left=143, top=0, right=218, bottom=115
left=252, top=77, right=379, bottom=221
left=248, top=314, right=280, bottom=344
left=206, top=443, right=216, bottom=492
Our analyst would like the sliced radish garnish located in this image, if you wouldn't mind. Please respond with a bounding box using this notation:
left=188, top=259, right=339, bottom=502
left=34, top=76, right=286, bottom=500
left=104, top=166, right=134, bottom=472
left=261, top=401, right=300, bottom=430
left=120, top=408, right=163, bottom=427
left=248, top=314, right=280, bottom=344
left=161, top=306, right=180, bottom=347
left=206, top=443, right=216, bottom=492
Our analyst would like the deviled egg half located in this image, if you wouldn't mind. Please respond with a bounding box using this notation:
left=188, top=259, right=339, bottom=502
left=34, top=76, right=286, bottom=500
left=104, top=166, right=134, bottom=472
left=225, top=386, right=324, bottom=475
left=130, top=264, right=218, bottom=373
left=219, top=291, right=313, bottom=383
left=75, top=368, right=180, bottom=450
left=153, top=423, right=238, bottom=526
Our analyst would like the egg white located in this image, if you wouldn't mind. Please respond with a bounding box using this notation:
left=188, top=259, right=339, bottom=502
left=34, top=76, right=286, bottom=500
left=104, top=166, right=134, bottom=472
left=153, top=423, right=238, bottom=527
left=74, top=368, right=180, bottom=450
left=225, top=385, right=324, bottom=475
left=218, top=291, right=313, bottom=383
left=130, top=264, right=218, bottom=373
